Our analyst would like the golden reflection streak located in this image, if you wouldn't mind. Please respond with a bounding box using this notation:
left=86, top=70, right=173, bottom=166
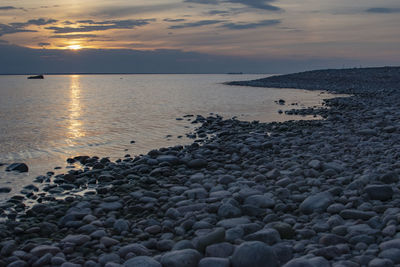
left=67, top=75, right=85, bottom=143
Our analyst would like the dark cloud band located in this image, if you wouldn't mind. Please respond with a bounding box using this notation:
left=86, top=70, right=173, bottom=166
left=169, top=20, right=223, bottom=29
left=366, top=7, right=400, bottom=14
left=221, top=19, right=281, bottom=29
left=185, top=0, right=282, bottom=11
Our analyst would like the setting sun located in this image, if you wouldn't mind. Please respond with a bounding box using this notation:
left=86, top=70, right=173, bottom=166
left=67, top=44, right=82, bottom=50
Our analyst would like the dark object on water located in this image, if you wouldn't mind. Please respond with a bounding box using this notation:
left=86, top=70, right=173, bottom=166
left=6, top=163, right=29, bottom=172
left=28, top=75, right=44, bottom=79
left=227, top=72, right=243, bottom=75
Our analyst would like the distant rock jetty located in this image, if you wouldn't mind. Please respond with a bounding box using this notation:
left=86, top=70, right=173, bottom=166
left=1, top=66, right=400, bottom=266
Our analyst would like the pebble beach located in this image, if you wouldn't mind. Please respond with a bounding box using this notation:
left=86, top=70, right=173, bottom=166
left=1, top=66, right=400, bottom=267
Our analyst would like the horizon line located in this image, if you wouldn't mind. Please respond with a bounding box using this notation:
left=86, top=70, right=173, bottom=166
left=0, top=72, right=273, bottom=75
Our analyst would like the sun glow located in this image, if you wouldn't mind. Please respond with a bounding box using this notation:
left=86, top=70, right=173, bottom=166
left=67, top=44, right=82, bottom=50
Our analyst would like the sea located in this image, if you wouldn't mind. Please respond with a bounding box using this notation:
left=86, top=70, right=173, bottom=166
left=0, top=74, right=337, bottom=201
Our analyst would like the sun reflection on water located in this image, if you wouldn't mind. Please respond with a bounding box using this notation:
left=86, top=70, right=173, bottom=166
left=67, top=75, right=85, bottom=144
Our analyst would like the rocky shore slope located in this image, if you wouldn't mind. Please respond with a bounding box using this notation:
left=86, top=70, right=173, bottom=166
left=1, top=66, right=400, bottom=267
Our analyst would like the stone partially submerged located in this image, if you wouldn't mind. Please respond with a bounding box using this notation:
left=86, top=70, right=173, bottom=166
left=6, top=163, right=29, bottom=172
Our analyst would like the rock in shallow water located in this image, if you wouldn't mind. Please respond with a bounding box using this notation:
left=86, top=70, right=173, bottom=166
left=0, top=187, right=11, bottom=193
left=6, top=163, right=29, bottom=172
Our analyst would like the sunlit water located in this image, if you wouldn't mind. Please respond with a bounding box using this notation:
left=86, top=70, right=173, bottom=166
left=0, top=74, right=339, bottom=200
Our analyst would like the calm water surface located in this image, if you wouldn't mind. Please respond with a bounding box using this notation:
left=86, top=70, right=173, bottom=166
left=0, top=74, right=337, bottom=200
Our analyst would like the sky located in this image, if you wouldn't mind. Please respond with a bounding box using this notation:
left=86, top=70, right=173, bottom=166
left=0, top=0, right=399, bottom=73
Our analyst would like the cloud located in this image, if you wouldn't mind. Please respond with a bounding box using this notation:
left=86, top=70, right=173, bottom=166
left=93, top=3, right=180, bottom=18
left=185, top=0, right=218, bottom=4
left=0, top=18, right=57, bottom=37
left=208, top=10, right=231, bottom=15
left=169, top=20, right=224, bottom=29
left=221, top=19, right=281, bottom=29
left=0, top=39, right=8, bottom=43
left=0, top=24, right=37, bottom=37
left=9, top=18, right=58, bottom=28
left=50, top=34, right=98, bottom=39
left=38, top=42, right=50, bottom=46
left=0, top=6, right=26, bottom=11
left=184, top=0, right=282, bottom=11
left=0, top=6, right=17, bottom=10
left=40, top=5, right=60, bottom=9
left=26, top=18, right=58, bottom=26
left=227, top=0, right=281, bottom=11
left=164, top=18, right=186, bottom=22
left=365, top=7, right=400, bottom=14
left=46, top=19, right=154, bottom=33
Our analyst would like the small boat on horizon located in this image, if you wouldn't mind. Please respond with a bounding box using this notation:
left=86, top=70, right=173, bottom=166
left=27, top=75, right=44, bottom=79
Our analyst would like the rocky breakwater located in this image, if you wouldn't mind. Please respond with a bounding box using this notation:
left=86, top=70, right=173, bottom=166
left=1, top=66, right=400, bottom=266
